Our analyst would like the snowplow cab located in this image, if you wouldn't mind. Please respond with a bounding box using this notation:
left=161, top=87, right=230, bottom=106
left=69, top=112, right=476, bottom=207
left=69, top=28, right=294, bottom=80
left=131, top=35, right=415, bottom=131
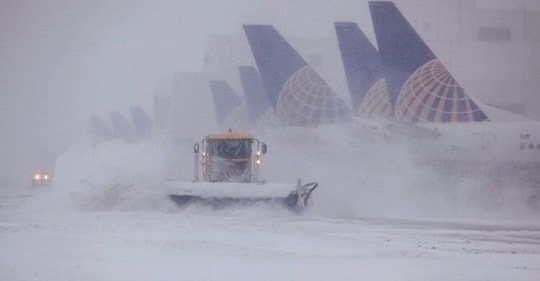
left=194, top=129, right=267, bottom=183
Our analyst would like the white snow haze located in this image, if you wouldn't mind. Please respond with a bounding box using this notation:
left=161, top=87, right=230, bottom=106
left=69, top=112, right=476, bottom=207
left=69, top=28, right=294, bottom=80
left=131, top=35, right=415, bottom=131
left=0, top=0, right=258, bottom=187
left=1, top=1, right=539, bottom=280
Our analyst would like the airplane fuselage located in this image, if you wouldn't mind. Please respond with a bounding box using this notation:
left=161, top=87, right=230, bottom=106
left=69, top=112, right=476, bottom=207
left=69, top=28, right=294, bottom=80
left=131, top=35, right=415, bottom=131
left=415, top=121, right=540, bottom=171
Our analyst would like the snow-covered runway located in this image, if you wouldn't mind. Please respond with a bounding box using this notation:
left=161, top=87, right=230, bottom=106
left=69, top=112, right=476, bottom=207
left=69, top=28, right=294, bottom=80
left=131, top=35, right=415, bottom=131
left=1, top=197, right=539, bottom=281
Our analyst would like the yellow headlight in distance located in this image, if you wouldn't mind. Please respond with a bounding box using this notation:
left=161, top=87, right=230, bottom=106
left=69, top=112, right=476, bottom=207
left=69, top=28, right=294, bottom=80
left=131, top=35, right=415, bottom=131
left=34, top=174, right=41, bottom=181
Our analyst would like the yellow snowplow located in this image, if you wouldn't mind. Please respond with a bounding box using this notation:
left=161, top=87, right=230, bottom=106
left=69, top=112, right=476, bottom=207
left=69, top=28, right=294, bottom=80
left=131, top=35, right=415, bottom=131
left=168, top=130, right=317, bottom=211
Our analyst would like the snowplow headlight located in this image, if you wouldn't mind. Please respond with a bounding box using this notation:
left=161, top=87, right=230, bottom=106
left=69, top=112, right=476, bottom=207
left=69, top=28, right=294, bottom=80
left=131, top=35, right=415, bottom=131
left=34, top=174, right=41, bottom=181
left=44, top=174, right=49, bottom=180
left=256, top=159, right=261, bottom=165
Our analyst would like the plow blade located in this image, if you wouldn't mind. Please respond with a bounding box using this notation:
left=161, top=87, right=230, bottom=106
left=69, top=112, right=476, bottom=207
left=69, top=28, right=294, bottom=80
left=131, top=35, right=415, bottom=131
left=166, top=181, right=318, bottom=211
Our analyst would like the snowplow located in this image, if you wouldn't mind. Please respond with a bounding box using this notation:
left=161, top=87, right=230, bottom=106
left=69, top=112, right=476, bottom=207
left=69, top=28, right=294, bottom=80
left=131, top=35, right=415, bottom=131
left=168, top=130, right=318, bottom=211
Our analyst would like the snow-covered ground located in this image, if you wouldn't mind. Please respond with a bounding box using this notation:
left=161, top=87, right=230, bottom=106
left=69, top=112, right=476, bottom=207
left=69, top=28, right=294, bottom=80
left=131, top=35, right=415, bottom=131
left=1, top=201, right=539, bottom=281
left=1, top=125, right=539, bottom=280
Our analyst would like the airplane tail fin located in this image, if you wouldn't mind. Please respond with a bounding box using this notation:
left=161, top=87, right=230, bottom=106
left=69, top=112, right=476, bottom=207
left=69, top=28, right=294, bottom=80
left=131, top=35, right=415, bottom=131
left=369, top=1, right=488, bottom=122
left=208, top=80, right=242, bottom=126
left=335, top=22, right=385, bottom=112
left=89, top=115, right=112, bottom=141
left=244, top=24, right=352, bottom=126
left=243, top=25, right=307, bottom=110
left=130, top=106, right=153, bottom=139
left=110, top=111, right=134, bottom=140
left=238, top=66, right=271, bottom=128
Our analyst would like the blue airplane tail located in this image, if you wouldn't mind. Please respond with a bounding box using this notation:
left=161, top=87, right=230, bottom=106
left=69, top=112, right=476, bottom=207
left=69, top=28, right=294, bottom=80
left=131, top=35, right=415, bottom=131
left=238, top=66, right=271, bottom=128
left=243, top=25, right=307, bottom=110
left=209, top=80, right=242, bottom=126
left=89, top=115, right=112, bottom=141
left=110, top=111, right=134, bottom=140
left=130, top=106, right=153, bottom=139
left=335, top=22, right=392, bottom=118
left=369, top=1, right=488, bottom=122
left=335, top=22, right=385, bottom=112
left=244, top=24, right=352, bottom=126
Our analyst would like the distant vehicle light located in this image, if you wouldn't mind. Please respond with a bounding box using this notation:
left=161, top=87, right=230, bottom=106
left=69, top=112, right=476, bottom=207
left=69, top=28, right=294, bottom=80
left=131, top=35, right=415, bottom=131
left=31, top=171, right=51, bottom=187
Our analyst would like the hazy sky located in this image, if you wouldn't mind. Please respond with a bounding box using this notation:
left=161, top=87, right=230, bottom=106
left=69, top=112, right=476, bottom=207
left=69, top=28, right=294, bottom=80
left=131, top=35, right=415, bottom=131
left=1, top=0, right=259, bottom=114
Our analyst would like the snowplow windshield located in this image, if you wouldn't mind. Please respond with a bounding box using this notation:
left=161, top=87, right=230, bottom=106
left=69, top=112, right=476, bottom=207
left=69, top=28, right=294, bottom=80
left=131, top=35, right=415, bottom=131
left=206, top=138, right=253, bottom=182
left=209, top=139, right=252, bottom=159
